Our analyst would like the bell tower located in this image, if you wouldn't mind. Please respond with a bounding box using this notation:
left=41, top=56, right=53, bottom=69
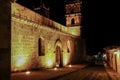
left=65, top=0, right=82, bottom=27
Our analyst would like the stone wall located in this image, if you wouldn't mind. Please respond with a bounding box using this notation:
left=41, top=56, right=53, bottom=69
left=107, top=49, right=120, bottom=74
left=11, top=3, right=76, bottom=71
left=11, top=2, right=85, bottom=72
left=11, top=16, right=76, bottom=71
left=12, top=2, right=81, bottom=36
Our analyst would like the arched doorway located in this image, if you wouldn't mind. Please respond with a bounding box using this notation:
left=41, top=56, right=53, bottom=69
left=54, top=39, right=63, bottom=67
left=56, top=46, right=63, bottom=67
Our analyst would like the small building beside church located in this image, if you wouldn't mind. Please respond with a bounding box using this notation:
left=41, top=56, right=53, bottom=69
left=104, top=46, right=120, bottom=74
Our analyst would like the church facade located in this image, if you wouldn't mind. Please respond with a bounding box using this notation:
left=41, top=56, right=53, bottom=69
left=11, top=0, right=86, bottom=72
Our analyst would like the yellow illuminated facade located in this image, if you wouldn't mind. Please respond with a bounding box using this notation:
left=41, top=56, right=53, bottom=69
left=105, top=46, right=120, bottom=74
left=11, top=0, right=86, bottom=72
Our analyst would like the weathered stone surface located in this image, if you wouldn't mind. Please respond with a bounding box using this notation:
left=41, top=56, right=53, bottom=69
left=11, top=2, right=85, bottom=72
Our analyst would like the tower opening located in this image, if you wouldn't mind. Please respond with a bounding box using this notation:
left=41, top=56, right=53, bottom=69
left=71, top=18, right=75, bottom=25
left=71, top=9, right=74, bottom=14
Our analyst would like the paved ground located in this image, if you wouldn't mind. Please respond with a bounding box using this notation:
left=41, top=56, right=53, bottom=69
left=53, top=64, right=111, bottom=80
left=11, top=64, right=87, bottom=80
left=11, top=62, right=120, bottom=80
left=104, top=63, right=120, bottom=80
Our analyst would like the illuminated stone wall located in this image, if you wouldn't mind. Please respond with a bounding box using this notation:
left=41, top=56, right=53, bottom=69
left=116, top=52, right=120, bottom=74
left=11, top=2, right=85, bottom=72
left=11, top=4, right=79, bottom=71
left=11, top=17, right=75, bottom=71
left=107, top=49, right=120, bottom=74
left=65, top=14, right=81, bottom=26
left=12, top=3, right=81, bottom=36
left=11, top=19, right=38, bottom=71
left=65, top=1, right=81, bottom=27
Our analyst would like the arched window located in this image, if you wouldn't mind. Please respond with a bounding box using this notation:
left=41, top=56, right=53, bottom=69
left=67, top=47, right=70, bottom=53
left=67, top=40, right=70, bottom=53
left=38, top=38, right=45, bottom=56
left=71, top=18, right=75, bottom=24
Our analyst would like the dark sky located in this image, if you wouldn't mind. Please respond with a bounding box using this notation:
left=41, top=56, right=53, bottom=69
left=17, top=0, right=65, bottom=24
left=17, top=0, right=120, bottom=55
left=81, top=0, right=120, bottom=54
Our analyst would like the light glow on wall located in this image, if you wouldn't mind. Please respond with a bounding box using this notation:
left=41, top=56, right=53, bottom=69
left=63, top=52, right=70, bottom=65
left=11, top=33, right=33, bottom=71
left=16, top=55, right=26, bottom=67
left=12, top=54, right=29, bottom=71
left=44, top=52, right=55, bottom=68
left=46, top=59, right=53, bottom=67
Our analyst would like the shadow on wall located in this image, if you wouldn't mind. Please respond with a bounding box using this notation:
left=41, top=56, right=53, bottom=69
left=71, top=38, right=86, bottom=64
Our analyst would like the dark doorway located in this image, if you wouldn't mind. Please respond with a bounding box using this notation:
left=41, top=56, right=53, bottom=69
left=71, top=18, right=75, bottom=25
left=56, top=46, right=63, bottom=67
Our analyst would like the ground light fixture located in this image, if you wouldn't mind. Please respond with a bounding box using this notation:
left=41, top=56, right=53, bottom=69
left=68, top=64, right=72, bottom=67
left=25, top=71, right=31, bottom=75
left=54, top=67, right=57, bottom=70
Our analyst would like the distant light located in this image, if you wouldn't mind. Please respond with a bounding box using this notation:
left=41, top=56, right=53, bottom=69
left=25, top=71, right=31, bottom=75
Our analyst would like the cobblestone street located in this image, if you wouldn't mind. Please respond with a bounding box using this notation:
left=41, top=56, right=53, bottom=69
left=11, top=63, right=120, bottom=80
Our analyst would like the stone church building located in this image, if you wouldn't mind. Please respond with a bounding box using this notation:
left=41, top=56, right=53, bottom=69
left=9, top=0, right=86, bottom=72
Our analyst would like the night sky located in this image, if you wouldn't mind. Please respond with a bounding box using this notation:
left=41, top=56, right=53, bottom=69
left=17, top=0, right=120, bottom=55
